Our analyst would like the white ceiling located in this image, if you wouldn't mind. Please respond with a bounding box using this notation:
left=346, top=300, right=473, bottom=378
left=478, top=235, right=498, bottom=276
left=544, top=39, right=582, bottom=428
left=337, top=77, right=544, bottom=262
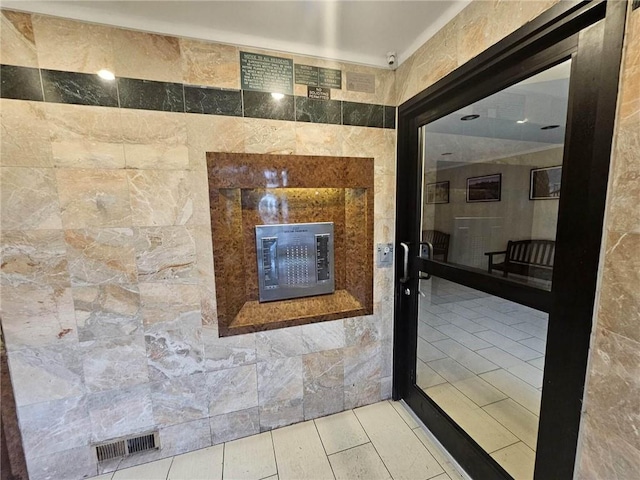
left=3, top=0, right=471, bottom=68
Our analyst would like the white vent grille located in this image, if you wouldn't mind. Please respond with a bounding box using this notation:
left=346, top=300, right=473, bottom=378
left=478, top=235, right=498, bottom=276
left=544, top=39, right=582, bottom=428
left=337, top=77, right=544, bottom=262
left=94, top=431, right=159, bottom=462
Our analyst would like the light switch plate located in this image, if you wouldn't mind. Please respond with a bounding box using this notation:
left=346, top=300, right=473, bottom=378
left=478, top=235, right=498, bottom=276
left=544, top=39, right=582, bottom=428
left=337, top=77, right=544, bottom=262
left=377, top=243, right=394, bottom=267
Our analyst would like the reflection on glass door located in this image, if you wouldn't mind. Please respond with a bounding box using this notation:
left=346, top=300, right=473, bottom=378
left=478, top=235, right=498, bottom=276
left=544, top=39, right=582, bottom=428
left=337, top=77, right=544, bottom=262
left=421, top=60, right=572, bottom=291
left=416, top=59, right=571, bottom=479
left=417, top=277, right=545, bottom=479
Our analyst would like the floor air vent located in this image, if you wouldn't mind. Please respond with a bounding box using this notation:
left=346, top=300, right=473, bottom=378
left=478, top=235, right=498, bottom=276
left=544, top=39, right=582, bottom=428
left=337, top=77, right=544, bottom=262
left=94, top=432, right=159, bottom=462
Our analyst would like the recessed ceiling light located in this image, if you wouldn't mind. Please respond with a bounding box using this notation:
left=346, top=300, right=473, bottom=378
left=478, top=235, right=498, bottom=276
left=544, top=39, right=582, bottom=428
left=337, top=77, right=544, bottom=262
left=97, top=69, right=115, bottom=81
left=441, top=152, right=452, bottom=156
left=271, top=92, right=285, bottom=100
left=541, top=124, right=560, bottom=130
left=460, top=114, right=480, bottom=121
left=516, top=119, right=528, bottom=124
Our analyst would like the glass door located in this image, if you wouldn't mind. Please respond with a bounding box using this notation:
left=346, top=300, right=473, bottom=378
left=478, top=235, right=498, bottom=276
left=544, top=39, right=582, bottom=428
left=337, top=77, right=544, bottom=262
left=415, top=61, right=570, bottom=480
left=393, top=2, right=627, bottom=479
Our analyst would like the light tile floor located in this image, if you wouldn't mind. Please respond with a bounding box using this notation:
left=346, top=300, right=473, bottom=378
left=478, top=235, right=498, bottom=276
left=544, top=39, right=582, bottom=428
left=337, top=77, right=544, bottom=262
left=93, top=400, right=469, bottom=480
left=416, top=278, right=546, bottom=480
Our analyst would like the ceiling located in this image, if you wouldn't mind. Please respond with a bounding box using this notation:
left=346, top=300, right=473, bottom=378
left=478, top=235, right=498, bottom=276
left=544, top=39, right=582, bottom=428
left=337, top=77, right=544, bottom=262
left=424, top=60, right=571, bottom=167
left=3, top=0, right=470, bottom=68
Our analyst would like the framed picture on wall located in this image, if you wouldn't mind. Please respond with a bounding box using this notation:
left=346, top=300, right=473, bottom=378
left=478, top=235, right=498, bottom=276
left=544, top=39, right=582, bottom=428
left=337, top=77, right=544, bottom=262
left=466, top=174, right=501, bottom=202
left=530, top=165, right=562, bottom=200
left=426, top=181, right=449, bottom=204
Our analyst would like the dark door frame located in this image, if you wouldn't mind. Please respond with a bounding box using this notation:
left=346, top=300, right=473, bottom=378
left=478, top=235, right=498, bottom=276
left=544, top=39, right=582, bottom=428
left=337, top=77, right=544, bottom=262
left=392, top=1, right=627, bottom=479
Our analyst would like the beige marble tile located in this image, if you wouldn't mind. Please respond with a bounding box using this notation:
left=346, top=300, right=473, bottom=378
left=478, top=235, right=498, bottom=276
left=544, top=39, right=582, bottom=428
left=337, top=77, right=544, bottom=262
left=112, top=457, right=173, bottom=480
left=0, top=99, right=52, bottom=167
left=344, top=342, right=382, bottom=409
left=56, top=169, right=131, bottom=229
left=598, top=232, right=640, bottom=343
left=0, top=10, right=37, bottom=67
left=314, top=410, right=369, bottom=455
left=582, top=328, right=640, bottom=453
left=491, top=442, right=535, bottom=480
left=0, top=166, right=61, bottom=230
left=32, top=15, right=114, bottom=73
left=134, top=226, right=197, bottom=284
left=112, top=28, right=182, bottom=83
left=186, top=115, right=245, bottom=170
left=483, top=399, right=539, bottom=450
left=168, top=444, right=223, bottom=480
left=272, top=421, right=334, bottom=480
left=181, top=39, right=239, bottom=89
left=223, top=432, right=276, bottom=480
left=207, top=364, right=258, bottom=417
left=295, top=123, right=344, bottom=156
left=128, top=170, right=193, bottom=227
left=120, top=109, right=187, bottom=146
left=607, top=125, right=640, bottom=234
left=302, top=349, right=344, bottom=419
left=354, top=401, right=444, bottom=480
left=0, top=285, right=77, bottom=350
left=374, top=173, right=396, bottom=219
left=73, top=283, right=142, bottom=341
left=576, top=409, right=640, bottom=480
left=0, top=229, right=69, bottom=288
left=244, top=118, right=296, bottom=155
left=139, top=283, right=200, bottom=327
left=64, top=228, right=137, bottom=286
left=329, top=442, right=391, bottom=480
left=427, top=383, right=518, bottom=454
left=45, top=104, right=125, bottom=169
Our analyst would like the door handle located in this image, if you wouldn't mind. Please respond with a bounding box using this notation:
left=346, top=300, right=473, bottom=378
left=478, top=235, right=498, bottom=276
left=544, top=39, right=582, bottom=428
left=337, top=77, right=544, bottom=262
left=419, top=241, right=434, bottom=280
left=400, top=242, right=410, bottom=283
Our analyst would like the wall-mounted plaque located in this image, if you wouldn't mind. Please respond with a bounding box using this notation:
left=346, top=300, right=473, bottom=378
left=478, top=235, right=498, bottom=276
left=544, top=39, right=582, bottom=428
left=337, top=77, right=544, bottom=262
left=295, top=64, right=319, bottom=86
left=240, top=52, right=293, bottom=94
left=319, top=68, right=342, bottom=89
left=308, top=86, right=330, bottom=101
left=295, top=64, right=342, bottom=89
left=346, top=72, right=375, bottom=93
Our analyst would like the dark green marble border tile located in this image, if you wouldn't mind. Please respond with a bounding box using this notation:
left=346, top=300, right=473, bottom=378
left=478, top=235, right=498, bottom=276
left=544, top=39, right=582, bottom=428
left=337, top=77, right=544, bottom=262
left=343, top=101, right=384, bottom=128
left=243, top=90, right=295, bottom=121
left=41, top=69, right=118, bottom=107
left=295, top=97, right=341, bottom=125
left=0, top=65, right=43, bottom=102
left=184, top=86, right=242, bottom=116
left=118, top=77, right=184, bottom=112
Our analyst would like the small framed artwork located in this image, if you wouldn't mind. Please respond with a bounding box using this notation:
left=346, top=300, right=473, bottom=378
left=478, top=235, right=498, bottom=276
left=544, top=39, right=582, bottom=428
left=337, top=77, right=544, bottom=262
left=530, top=165, right=562, bottom=200
left=466, top=173, right=502, bottom=202
left=426, top=181, right=450, bottom=204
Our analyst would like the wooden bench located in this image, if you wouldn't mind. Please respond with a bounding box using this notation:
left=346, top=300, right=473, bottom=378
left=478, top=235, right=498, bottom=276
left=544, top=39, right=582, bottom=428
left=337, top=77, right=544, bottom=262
left=422, top=230, right=450, bottom=262
left=485, top=239, right=555, bottom=280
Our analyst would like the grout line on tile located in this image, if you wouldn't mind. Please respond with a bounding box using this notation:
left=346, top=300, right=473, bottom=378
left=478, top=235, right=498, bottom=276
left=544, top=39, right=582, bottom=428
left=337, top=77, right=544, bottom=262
left=165, top=456, right=175, bottom=480
left=312, top=418, right=337, bottom=480
left=269, top=431, right=279, bottom=479
left=401, top=400, right=472, bottom=480
left=352, top=403, right=394, bottom=480
left=221, top=442, right=226, bottom=480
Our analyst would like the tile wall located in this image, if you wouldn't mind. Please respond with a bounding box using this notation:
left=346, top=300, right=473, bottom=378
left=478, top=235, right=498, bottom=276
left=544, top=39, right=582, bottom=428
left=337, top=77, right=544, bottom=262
left=1, top=1, right=637, bottom=479
left=576, top=4, right=640, bottom=479
left=0, top=10, right=396, bottom=480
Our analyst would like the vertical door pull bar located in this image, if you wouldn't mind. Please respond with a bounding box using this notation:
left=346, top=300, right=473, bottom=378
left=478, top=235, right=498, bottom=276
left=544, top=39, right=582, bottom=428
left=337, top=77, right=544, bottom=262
left=400, top=242, right=410, bottom=283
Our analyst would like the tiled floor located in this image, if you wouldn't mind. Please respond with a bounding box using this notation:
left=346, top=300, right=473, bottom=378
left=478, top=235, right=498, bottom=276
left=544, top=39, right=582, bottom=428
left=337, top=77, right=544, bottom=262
left=91, top=401, right=468, bottom=480
left=416, top=278, right=546, bottom=480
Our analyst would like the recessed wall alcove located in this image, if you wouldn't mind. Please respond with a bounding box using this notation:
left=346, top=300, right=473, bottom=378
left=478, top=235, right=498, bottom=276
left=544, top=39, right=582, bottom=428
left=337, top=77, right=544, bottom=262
left=207, top=152, right=374, bottom=337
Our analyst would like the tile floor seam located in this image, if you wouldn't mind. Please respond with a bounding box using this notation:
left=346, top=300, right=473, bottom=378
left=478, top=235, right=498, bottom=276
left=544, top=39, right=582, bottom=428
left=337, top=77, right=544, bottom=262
left=221, top=441, right=226, bottom=480
left=164, top=455, right=175, bottom=480
left=408, top=424, right=467, bottom=479
left=269, top=431, right=279, bottom=480
left=353, top=402, right=395, bottom=480
left=325, top=440, right=372, bottom=457
left=487, top=438, right=521, bottom=455
left=481, top=404, right=538, bottom=451
left=312, top=417, right=337, bottom=480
